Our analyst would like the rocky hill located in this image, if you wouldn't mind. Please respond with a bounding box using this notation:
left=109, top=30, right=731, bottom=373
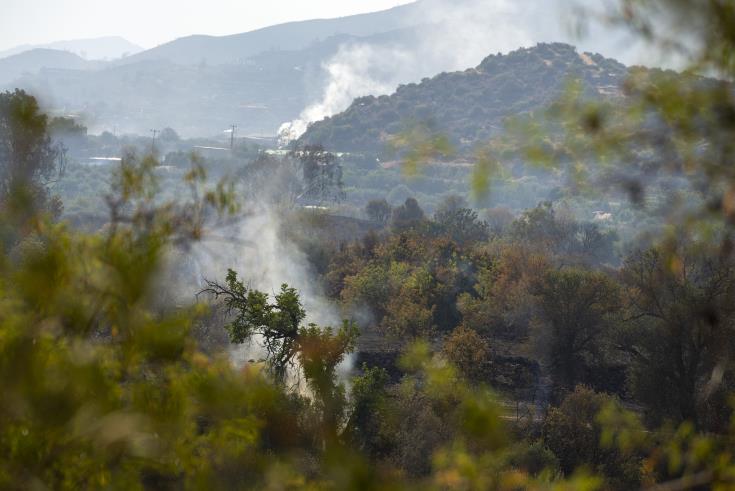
left=298, top=43, right=628, bottom=152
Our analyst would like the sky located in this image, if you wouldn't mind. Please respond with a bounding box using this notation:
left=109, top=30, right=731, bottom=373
left=0, top=0, right=416, bottom=51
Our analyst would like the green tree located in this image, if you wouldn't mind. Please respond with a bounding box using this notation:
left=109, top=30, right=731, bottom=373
left=543, top=386, right=643, bottom=489
left=202, top=272, right=305, bottom=382
left=0, top=90, right=60, bottom=219
left=202, top=270, right=358, bottom=390
left=391, top=197, right=425, bottom=231
left=365, top=198, right=392, bottom=225
left=240, top=152, right=303, bottom=208
left=435, top=194, right=468, bottom=215
left=345, top=365, right=390, bottom=459
left=533, top=268, right=621, bottom=391
left=442, top=325, right=491, bottom=381
left=620, top=244, right=735, bottom=430
left=289, top=144, right=345, bottom=204
left=458, top=244, right=549, bottom=341
left=433, top=206, right=489, bottom=245
left=299, top=322, right=358, bottom=445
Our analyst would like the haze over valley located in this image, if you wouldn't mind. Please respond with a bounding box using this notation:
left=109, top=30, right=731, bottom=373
left=2, top=1, right=734, bottom=489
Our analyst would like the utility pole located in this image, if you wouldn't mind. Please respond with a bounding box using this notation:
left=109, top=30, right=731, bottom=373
left=150, top=129, right=159, bottom=151
left=58, top=143, right=68, bottom=178
left=230, top=124, right=237, bottom=149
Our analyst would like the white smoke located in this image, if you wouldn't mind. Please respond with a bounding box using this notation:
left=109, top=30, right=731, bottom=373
left=276, top=0, right=674, bottom=145
left=183, top=205, right=341, bottom=366
left=278, top=0, right=546, bottom=143
left=278, top=43, right=417, bottom=144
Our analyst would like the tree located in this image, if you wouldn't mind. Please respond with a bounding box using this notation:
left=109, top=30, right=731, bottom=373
left=298, top=322, right=358, bottom=444
left=435, top=194, right=468, bottom=215
left=0, top=142, right=282, bottom=489
left=289, top=144, right=345, bottom=204
left=240, top=152, right=303, bottom=208
left=483, top=207, right=515, bottom=236
left=345, top=365, right=390, bottom=458
left=458, top=244, right=549, bottom=341
left=391, top=197, right=425, bottom=231
left=543, top=386, right=643, bottom=489
left=433, top=206, right=489, bottom=245
left=574, top=222, right=617, bottom=266
left=620, top=245, right=735, bottom=430
left=201, top=269, right=358, bottom=387
left=0, top=90, right=59, bottom=214
left=442, top=325, right=491, bottom=381
left=158, top=127, right=180, bottom=142
left=533, top=268, right=621, bottom=391
left=48, top=116, right=86, bottom=136
left=510, top=202, right=575, bottom=255
left=201, top=270, right=302, bottom=382
left=510, top=203, right=616, bottom=265
left=381, top=287, right=435, bottom=339
left=365, top=198, right=392, bottom=225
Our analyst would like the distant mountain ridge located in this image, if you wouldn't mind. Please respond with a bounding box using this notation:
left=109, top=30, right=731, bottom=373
left=119, top=2, right=420, bottom=66
left=5, top=27, right=427, bottom=137
left=0, top=36, right=142, bottom=61
left=0, top=2, right=429, bottom=135
left=298, top=43, right=628, bottom=152
left=0, top=49, right=103, bottom=87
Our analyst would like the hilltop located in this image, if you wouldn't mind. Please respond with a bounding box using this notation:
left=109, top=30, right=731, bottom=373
left=298, top=43, right=628, bottom=152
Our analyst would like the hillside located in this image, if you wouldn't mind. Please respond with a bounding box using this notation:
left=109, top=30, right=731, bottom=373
left=298, top=43, right=628, bottom=152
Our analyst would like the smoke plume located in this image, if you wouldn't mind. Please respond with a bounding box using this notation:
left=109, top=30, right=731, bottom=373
left=278, top=0, right=551, bottom=143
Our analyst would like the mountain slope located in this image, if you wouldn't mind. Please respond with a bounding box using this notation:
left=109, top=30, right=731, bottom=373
left=297, top=43, right=628, bottom=152
left=120, top=2, right=419, bottom=66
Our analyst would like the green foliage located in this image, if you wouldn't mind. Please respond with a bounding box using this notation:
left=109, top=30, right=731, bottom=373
left=365, top=198, right=392, bottom=225
left=0, top=151, right=288, bottom=489
left=388, top=121, right=455, bottom=176
left=346, top=365, right=390, bottom=458
left=442, top=325, right=491, bottom=381
left=391, top=197, right=425, bottom=231
left=533, top=268, right=621, bottom=391
left=434, top=206, right=490, bottom=245
left=620, top=243, right=735, bottom=430
left=0, top=89, right=61, bottom=235
left=202, top=271, right=306, bottom=383
left=48, top=116, right=87, bottom=136
left=542, top=386, right=644, bottom=489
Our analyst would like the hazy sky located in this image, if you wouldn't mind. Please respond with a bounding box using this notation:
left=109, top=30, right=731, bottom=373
left=0, top=0, right=415, bottom=51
